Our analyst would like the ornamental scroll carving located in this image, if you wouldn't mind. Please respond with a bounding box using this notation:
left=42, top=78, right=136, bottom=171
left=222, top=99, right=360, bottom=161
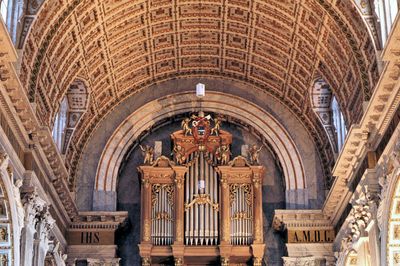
left=184, top=194, right=219, bottom=211
left=338, top=184, right=378, bottom=262
left=151, top=184, right=174, bottom=209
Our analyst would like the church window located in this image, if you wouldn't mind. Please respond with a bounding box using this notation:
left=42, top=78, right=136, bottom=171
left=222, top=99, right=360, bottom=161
left=374, top=0, right=399, bottom=47
left=0, top=0, right=8, bottom=22
left=52, top=97, right=68, bottom=152
left=332, top=96, right=347, bottom=152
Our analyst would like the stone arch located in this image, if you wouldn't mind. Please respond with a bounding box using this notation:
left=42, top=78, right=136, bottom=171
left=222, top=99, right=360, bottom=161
left=93, top=91, right=307, bottom=211
left=0, top=156, right=22, bottom=266
left=383, top=171, right=400, bottom=266
left=376, top=129, right=400, bottom=266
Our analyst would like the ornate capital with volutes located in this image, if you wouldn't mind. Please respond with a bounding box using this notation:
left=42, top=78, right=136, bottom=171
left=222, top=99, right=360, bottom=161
left=23, top=190, right=47, bottom=227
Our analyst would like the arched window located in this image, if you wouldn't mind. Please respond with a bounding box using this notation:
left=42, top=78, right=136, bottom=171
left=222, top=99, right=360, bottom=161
left=0, top=0, right=8, bottom=22
left=52, top=80, right=90, bottom=154
left=374, top=0, right=399, bottom=47
left=52, top=97, right=68, bottom=151
left=332, top=96, right=347, bottom=152
left=310, top=78, right=348, bottom=155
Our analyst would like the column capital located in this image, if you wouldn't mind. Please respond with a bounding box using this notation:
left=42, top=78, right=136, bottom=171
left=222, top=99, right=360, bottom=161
left=37, top=209, right=55, bottom=241
left=23, top=190, right=47, bottom=227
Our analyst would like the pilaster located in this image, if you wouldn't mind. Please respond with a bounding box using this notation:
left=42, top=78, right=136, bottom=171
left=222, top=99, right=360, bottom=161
left=21, top=190, right=46, bottom=266
left=33, top=208, right=55, bottom=266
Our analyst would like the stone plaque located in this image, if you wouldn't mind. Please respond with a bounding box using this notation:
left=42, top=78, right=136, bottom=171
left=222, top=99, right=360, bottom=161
left=287, top=229, right=334, bottom=243
left=68, top=231, right=115, bottom=245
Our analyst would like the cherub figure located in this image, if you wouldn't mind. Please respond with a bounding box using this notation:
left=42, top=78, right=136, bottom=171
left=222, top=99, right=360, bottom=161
left=217, top=145, right=231, bottom=165
left=181, top=118, right=192, bottom=136
left=248, top=144, right=263, bottom=165
left=139, top=145, right=154, bottom=165
left=173, top=144, right=186, bottom=165
left=211, top=117, right=221, bottom=136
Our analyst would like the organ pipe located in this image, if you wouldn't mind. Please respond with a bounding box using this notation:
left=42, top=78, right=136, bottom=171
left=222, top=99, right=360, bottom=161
left=184, top=152, right=219, bottom=245
left=151, top=184, right=174, bottom=245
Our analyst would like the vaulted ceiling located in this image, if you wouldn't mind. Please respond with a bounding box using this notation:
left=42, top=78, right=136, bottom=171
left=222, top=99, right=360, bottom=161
left=19, top=0, right=378, bottom=186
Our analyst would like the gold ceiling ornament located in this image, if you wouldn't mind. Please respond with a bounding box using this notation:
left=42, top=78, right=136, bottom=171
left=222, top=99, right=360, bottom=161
left=184, top=194, right=219, bottom=211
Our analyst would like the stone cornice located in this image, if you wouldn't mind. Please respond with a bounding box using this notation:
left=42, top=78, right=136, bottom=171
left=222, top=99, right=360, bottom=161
left=273, top=210, right=332, bottom=230
left=69, top=211, right=128, bottom=230
left=0, top=19, right=78, bottom=220
left=323, top=14, right=400, bottom=224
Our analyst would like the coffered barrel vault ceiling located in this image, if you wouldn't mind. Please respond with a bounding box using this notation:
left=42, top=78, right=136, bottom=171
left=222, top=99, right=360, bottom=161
left=19, top=0, right=377, bottom=186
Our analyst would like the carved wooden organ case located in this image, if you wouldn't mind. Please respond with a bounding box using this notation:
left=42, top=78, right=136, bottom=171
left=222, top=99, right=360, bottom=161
left=138, top=113, right=265, bottom=265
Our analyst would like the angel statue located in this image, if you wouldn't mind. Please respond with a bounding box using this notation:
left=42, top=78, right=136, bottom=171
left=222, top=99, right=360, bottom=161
left=248, top=144, right=263, bottom=165
left=139, top=145, right=154, bottom=165
left=217, top=145, right=231, bottom=165
left=211, top=117, right=221, bottom=136
left=181, top=118, right=192, bottom=136
left=173, top=144, right=186, bottom=165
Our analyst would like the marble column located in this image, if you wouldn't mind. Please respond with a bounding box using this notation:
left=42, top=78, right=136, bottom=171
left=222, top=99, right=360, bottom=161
left=33, top=208, right=55, bottom=266
left=20, top=191, right=46, bottom=266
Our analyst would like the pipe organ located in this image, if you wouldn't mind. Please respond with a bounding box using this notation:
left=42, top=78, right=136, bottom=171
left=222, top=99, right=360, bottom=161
left=184, top=152, right=219, bottom=246
left=138, top=112, right=266, bottom=265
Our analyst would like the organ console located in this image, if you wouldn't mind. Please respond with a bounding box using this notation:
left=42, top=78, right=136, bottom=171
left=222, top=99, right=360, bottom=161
left=138, top=112, right=265, bottom=265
